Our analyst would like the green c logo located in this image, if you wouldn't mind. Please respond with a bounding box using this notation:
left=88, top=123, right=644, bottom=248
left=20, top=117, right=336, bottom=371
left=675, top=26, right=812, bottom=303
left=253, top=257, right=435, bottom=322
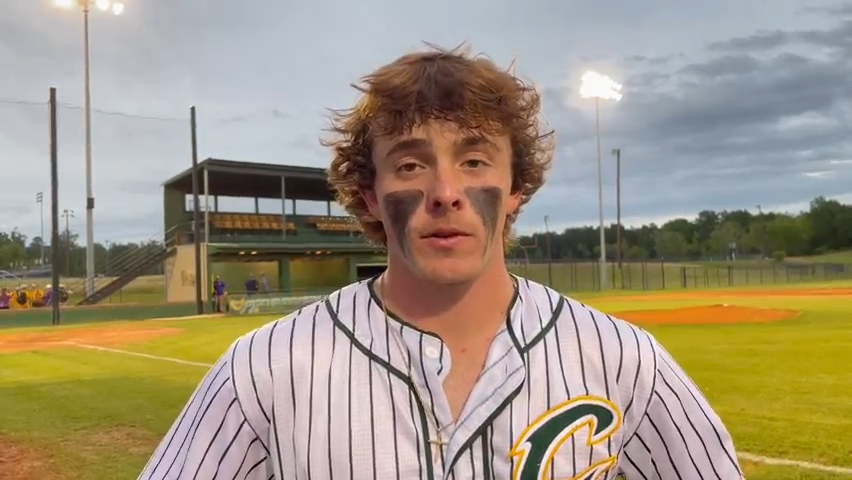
left=509, top=396, right=622, bottom=480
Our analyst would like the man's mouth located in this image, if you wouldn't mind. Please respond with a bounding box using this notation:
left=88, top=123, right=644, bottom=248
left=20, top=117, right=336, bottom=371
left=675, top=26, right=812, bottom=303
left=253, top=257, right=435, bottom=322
left=423, top=228, right=470, bottom=239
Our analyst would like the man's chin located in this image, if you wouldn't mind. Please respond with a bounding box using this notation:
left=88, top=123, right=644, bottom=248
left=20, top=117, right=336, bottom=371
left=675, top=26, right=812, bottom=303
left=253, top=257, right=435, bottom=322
left=412, top=257, right=485, bottom=286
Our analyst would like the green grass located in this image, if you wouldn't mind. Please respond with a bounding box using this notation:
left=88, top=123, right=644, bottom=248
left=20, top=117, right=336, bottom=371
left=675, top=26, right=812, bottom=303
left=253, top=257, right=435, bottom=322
left=512, top=261, right=852, bottom=293
left=790, top=250, right=852, bottom=264
left=1, top=291, right=851, bottom=478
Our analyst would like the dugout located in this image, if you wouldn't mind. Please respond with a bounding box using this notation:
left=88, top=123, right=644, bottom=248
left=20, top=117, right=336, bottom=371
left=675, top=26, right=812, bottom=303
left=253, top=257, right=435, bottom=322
left=160, top=158, right=385, bottom=302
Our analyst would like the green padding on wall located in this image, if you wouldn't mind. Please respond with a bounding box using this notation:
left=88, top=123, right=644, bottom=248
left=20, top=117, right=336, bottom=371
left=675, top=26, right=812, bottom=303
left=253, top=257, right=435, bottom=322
left=290, top=257, right=349, bottom=290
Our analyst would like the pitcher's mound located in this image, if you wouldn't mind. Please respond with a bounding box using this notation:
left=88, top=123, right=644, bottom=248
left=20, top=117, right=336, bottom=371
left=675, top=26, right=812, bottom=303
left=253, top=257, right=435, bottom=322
left=616, top=304, right=800, bottom=326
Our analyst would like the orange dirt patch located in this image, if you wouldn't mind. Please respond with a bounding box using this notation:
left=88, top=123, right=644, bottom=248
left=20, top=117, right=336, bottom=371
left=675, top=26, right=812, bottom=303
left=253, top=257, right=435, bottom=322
left=0, top=324, right=183, bottom=353
left=597, top=287, right=852, bottom=302
left=0, top=437, right=63, bottom=480
left=67, top=425, right=160, bottom=462
left=615, top=304, right=800, bottom=326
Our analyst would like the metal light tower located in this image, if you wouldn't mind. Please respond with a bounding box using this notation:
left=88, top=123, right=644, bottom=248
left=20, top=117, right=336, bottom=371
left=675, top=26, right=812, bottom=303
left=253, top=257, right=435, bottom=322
left=611, top=148, right=622, bottom=271
left=544, top=215, right=553, bottom=287
left=53, top=0, right=125, bottom=296
left=580, top=71, right=623, bottom=290
left=61, top=209, right=75, bottom=276
left=36, top=192, right=45, bottom=265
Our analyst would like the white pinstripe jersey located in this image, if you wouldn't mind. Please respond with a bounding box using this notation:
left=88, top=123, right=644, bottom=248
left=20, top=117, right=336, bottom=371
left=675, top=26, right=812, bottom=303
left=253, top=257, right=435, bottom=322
left=139, top=276, right=744, bottom=480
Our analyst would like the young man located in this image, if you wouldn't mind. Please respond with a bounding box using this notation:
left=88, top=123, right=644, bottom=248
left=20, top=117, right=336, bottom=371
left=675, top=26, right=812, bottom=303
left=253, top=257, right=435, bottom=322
left=139, top=46, right=744, bottom=479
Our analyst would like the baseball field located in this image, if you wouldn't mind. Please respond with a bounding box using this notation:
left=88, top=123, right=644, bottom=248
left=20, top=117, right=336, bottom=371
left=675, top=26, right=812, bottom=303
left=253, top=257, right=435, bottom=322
left=1, top=277, right=850, bottom=479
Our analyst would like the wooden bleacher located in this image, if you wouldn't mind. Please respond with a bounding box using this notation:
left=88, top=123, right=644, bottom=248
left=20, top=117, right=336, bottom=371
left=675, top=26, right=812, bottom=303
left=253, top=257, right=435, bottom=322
left=307, top=216, right=362, bottom=233
left=208, top=213, right=361, bottom=233
left=210, top=213, right=296, bottom=231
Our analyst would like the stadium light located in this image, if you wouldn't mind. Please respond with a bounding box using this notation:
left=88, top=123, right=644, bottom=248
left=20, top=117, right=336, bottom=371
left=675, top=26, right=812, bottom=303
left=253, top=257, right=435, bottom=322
left=52, top=0, right=126, bottom=298
left=580, top=70, right=623, bottom=290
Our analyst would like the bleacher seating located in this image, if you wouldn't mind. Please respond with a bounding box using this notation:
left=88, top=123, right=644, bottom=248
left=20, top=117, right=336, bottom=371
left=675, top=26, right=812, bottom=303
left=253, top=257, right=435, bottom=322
left=307, top=216, right=362, bottom=233
left=210, top=213, right=296, bottom=231
left=208, top=213, right=361, bottom=233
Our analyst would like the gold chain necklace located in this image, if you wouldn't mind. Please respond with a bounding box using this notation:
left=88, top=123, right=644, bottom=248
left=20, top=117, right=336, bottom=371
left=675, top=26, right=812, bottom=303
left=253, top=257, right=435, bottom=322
left=377, top=275, right=450, bottom=461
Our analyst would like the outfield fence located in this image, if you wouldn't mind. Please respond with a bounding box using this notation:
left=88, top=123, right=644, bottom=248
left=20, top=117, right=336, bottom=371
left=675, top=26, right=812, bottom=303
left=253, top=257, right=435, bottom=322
left=508, top=260, right=852, bottom=293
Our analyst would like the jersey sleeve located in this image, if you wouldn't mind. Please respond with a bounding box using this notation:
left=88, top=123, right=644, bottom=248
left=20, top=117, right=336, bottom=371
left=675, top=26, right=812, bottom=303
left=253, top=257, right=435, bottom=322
left=137, top=345, right=272, bottom=480
left=619, top=338, right=744, bottom=479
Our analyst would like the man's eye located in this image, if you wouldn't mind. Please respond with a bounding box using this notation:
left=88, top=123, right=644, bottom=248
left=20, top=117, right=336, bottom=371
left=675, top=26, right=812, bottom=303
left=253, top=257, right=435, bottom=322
left=463, top=158, right=487, bottom=168
left=398, top=163, right=421, bottom=173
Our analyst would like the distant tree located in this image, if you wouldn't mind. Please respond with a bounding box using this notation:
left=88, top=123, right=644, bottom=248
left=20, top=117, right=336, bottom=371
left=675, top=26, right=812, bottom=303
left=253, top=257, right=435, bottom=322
left=653, top=230, right=688, bottom=258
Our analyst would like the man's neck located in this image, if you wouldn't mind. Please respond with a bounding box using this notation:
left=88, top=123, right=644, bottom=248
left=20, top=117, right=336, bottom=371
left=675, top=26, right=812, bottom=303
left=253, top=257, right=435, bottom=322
left=378, top=256, right=516, bottom=339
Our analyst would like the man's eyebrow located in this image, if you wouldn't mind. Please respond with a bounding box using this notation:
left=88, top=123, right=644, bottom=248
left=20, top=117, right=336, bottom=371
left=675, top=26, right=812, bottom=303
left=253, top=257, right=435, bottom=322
left=455, top=136, right=498, bottom=150
left=384, top=138, right=430, bottom=160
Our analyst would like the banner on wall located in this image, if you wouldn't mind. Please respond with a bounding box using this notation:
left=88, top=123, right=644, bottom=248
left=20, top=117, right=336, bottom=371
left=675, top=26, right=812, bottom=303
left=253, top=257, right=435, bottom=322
left=228, top=293, right=325, bottom=315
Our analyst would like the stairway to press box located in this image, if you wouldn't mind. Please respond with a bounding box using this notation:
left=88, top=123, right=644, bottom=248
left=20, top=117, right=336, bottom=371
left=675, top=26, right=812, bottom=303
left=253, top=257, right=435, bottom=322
left=75, top=246, right=176, bottom=306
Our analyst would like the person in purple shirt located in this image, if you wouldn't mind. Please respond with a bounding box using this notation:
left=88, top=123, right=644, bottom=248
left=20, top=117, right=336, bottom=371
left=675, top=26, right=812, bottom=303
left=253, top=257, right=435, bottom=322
left=43, top=286, right=53, bottom=307
left=244, top=273, right=259, bottom=296
left=212, top=276, right=227, bottom=312
left=0, top=287, right=10, bottom=310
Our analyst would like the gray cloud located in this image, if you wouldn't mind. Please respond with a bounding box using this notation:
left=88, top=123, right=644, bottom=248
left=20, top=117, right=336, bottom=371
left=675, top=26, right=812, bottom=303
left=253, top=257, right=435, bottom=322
left=516, top=7, right=852, bottom=232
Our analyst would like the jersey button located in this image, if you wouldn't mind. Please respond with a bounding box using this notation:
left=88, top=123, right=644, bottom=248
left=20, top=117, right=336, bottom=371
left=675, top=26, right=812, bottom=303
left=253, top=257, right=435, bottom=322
left=424, top=346, right=440, bottom=359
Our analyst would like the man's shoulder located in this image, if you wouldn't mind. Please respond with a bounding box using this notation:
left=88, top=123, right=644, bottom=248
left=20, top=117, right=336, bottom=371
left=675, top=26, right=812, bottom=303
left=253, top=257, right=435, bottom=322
left=228, top=280, right=369, bottom=364
left=509, top=275, right=662, bottom=372
left=553, top=292, right=658, bottom=353
left=222, top=282, right=368, bottom=425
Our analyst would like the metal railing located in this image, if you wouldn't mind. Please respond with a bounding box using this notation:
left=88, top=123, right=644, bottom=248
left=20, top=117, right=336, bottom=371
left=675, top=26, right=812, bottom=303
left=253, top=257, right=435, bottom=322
left=63, top=224, right=181, bottom=300
left=507, top=259, right=852, bottom=292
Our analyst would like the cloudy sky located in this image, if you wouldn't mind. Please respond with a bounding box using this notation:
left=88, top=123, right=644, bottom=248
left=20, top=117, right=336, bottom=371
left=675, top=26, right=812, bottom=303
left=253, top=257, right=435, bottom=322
left=1, top=0, right=850, bottom=242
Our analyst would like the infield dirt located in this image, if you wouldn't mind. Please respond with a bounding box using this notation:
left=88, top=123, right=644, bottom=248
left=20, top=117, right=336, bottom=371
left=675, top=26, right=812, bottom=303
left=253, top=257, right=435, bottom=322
left=0, top=324, right=182, bottom=354
left=0, top=437, right=63, bottom=480
left=616, top=304, right=800, bottom=326
left=597, top=286, right=852, bottom=302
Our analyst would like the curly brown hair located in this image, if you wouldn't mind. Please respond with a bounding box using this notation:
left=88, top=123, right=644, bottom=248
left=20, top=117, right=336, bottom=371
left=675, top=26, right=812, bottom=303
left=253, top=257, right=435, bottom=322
left=323, top=44, right=554, bottom=247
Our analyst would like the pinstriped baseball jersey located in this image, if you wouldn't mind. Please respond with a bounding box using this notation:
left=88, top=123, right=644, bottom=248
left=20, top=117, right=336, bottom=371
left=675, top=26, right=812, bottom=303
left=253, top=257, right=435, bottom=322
left=139, top=276, right=744, bottom=479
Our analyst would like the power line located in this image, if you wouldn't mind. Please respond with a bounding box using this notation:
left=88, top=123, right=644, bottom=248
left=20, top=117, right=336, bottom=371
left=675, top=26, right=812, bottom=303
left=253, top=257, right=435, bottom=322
left=0, top=97, right=184, bottom=121
left=0, top=98, right=44, bottom=107
left=0, top=97, right=296, bottom=123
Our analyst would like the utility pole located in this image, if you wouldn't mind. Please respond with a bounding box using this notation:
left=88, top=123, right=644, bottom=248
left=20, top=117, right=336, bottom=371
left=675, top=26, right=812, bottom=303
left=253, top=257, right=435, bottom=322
left=49, top=86, right=61, bottom=326
left=62, top=209, right=75, bottom=277
left=190, top=106, right=204, bottom=314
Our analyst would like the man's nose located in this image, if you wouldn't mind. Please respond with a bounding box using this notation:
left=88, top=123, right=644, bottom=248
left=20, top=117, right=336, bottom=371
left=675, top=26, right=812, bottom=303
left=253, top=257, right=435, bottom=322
left=426, top=167, right=464, bottom=212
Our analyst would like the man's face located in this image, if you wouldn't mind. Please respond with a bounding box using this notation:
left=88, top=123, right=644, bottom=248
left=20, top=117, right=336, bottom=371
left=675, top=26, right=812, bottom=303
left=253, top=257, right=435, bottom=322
left=364, top=120, right=520, bottom=285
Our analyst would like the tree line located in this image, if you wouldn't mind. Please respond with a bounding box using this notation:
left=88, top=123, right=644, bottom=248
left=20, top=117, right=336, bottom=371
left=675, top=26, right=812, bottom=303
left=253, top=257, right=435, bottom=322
left=510, top=196, right=852, bottom=263
left=2, top=195, right=851, bottom=274
left=0, top=228, right=164, bottom=279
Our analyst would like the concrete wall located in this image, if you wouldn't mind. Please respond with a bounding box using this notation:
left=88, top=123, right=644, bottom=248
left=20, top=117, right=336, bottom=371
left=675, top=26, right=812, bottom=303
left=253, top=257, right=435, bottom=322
left=165, top=244, right=208, bottom=302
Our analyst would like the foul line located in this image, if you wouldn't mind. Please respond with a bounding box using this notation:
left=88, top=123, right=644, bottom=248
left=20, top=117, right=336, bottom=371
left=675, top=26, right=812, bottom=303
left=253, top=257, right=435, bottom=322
left=66, top=343, right=852, bottom=476
left=64, top=342, right=213, bottom=368
left=738, top=452, right=852, bottom=475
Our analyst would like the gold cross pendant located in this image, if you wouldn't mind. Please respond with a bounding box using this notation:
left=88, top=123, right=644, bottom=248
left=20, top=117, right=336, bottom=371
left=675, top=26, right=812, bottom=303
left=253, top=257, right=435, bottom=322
left=429, top=437, right=447, bottom=463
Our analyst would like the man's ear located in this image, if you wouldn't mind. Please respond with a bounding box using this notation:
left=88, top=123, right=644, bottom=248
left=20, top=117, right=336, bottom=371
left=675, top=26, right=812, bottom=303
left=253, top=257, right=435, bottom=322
left=360, top=188, right=381, bottom=220
left=506, top=190, right=522, bottom=216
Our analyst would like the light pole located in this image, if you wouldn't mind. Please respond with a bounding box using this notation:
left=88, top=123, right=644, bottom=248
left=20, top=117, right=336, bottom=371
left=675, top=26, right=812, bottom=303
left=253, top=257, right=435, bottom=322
left=580, top=71, right=623, bottom=290
left=544, top=215, right=553, bottom=287
left=53, top=0, right=125, bottom=297
left=611, top=148, right=622, bottom=271
left=36, top=192, right=45, bottom=265
left=756, top=204, right=766, bottom=259
left=61, top=209, right=75, bottom=277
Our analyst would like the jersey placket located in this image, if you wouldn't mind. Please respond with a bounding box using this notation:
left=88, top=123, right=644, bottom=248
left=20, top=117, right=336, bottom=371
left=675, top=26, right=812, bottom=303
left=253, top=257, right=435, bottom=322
left=399, top=327, right=455, bottom=476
